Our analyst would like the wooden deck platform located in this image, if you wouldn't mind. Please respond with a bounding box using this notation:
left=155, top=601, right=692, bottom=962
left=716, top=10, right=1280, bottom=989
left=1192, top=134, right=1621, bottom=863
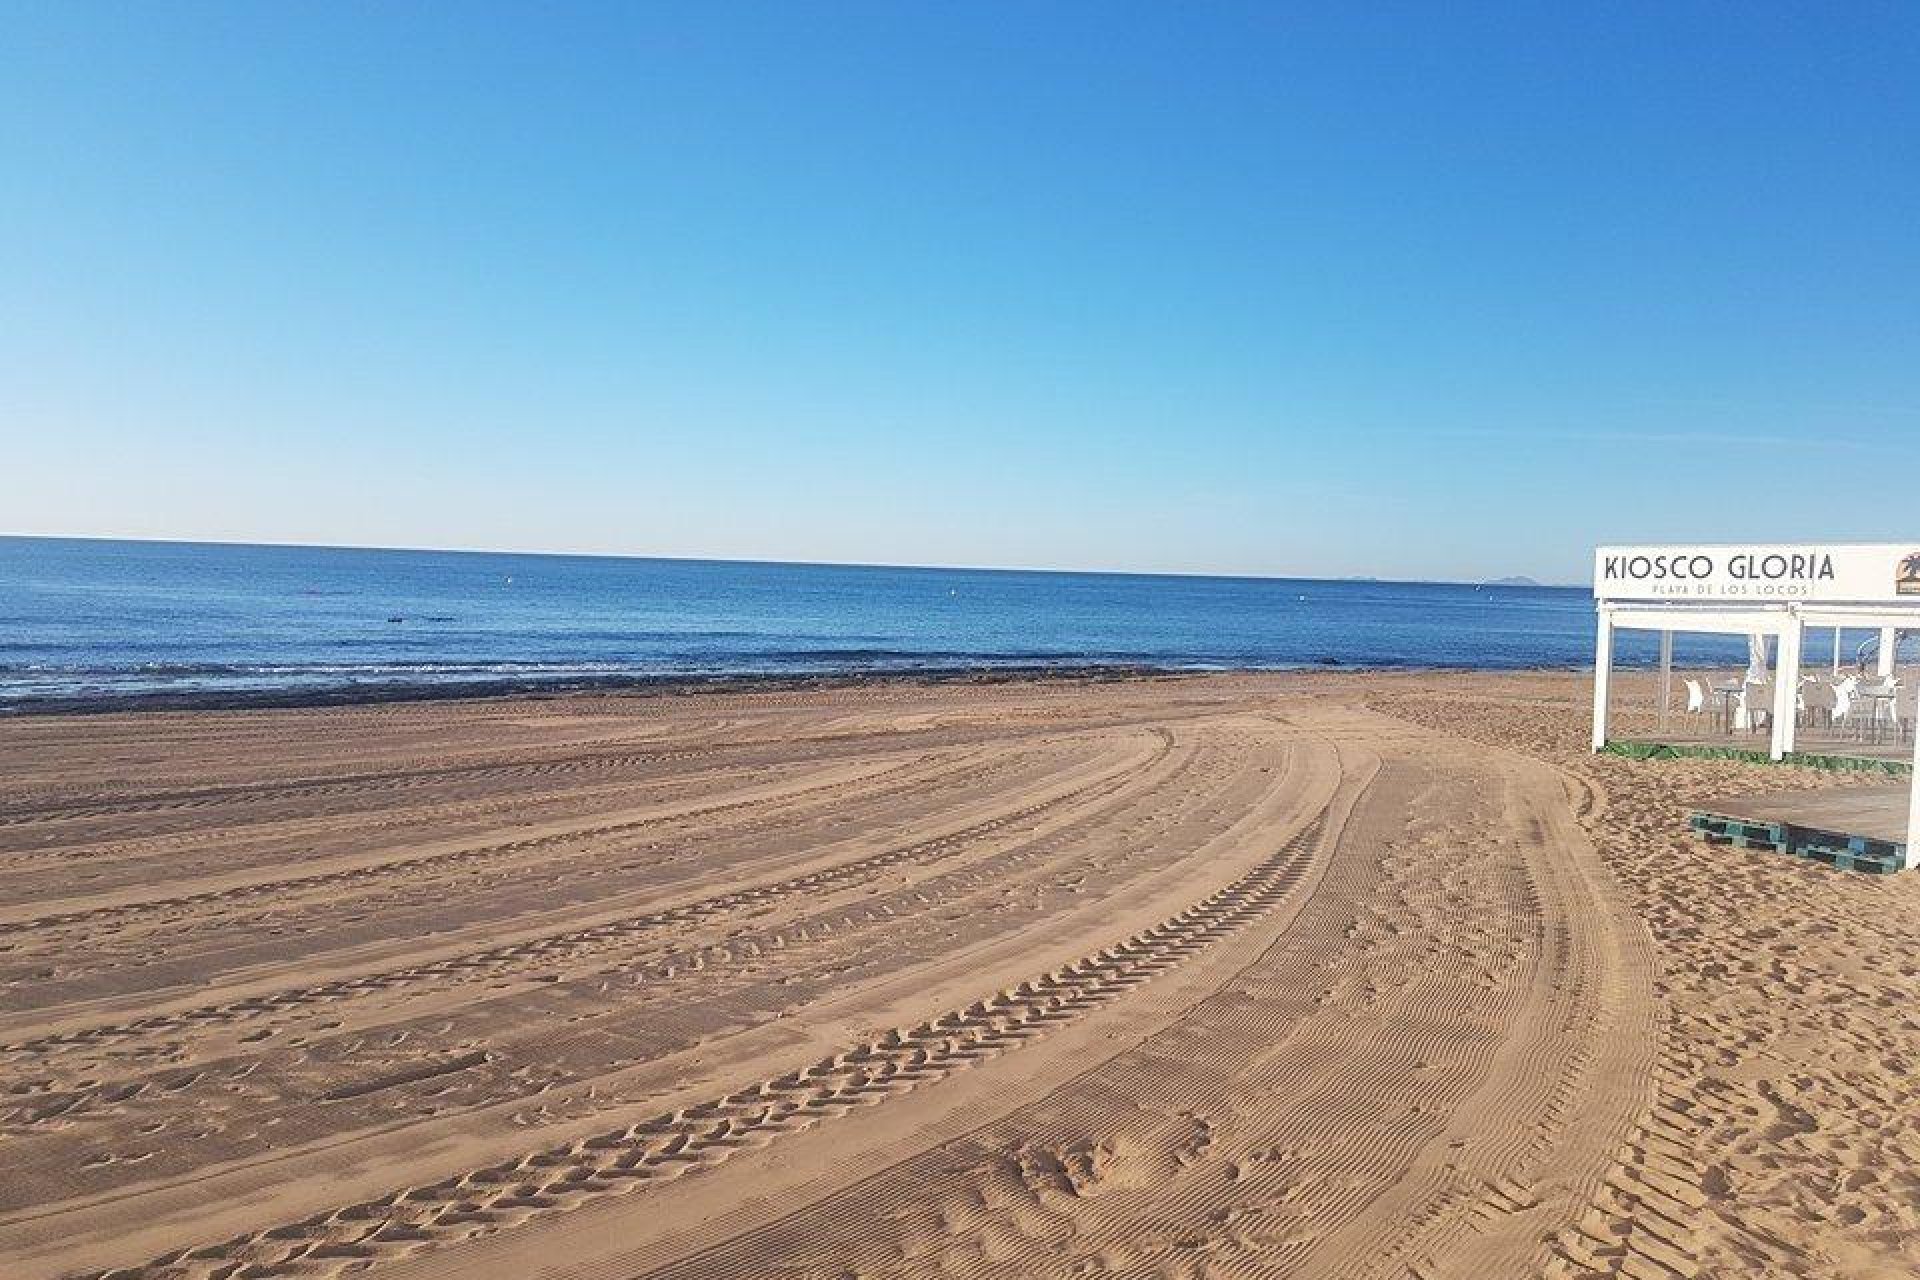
left=1690, top=785, right=1912, bottom=874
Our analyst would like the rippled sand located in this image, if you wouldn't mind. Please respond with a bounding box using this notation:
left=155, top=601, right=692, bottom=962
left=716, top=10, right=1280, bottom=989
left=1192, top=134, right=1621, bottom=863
left=0, top=672, right=1911, bottom=1278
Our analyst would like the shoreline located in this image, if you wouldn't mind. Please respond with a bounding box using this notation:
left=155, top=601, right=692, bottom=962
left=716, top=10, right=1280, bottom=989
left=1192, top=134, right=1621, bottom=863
left=0, top=663, right=1192, bottom=717
left=0, top=659, right=1608, bottom=717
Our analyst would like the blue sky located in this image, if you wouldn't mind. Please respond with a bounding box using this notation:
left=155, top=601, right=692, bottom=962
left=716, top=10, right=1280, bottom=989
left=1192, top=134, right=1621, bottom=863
left=2, top=3, right=1915, bottom=583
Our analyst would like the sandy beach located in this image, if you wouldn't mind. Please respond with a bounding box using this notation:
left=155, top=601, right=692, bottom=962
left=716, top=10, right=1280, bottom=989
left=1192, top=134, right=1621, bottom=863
left=1, top=671, right=1914, bottom=1279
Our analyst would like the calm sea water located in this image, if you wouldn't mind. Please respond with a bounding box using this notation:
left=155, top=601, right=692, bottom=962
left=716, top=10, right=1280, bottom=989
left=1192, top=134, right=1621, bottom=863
left=0, top=537, right=1729, bottom=711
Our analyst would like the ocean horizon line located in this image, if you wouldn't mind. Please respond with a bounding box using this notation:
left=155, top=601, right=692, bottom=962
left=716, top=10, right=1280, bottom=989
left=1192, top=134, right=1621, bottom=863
left=0, top=532, right=1587, bottom=593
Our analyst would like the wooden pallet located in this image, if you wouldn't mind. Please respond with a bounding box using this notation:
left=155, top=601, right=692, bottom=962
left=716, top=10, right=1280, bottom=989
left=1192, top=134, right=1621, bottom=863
left=1689, top=811, right=1907, bottom=875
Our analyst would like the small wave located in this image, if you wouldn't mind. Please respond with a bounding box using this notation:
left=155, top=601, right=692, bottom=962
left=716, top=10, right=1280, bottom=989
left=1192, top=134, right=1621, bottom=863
left=744, top=647, right=1128, bottom=666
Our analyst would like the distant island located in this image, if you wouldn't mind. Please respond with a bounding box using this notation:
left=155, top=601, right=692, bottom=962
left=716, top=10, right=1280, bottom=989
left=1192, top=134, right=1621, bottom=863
left=1485, top=575, right=1541, bottom=587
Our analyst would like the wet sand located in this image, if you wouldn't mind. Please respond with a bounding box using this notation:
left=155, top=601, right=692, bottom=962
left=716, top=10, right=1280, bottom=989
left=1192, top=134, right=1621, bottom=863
left=0, top=672, right=1912, bottom=1278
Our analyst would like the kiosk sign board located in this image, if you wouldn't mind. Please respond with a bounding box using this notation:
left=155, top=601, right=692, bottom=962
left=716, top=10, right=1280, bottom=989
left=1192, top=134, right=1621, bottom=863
left=1595, top=544, right=1920, bottom=603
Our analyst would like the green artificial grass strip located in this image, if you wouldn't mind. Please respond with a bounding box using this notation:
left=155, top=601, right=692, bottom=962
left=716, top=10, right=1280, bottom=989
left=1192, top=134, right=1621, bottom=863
left=1601, top=739, right=1913, bottom=775
left=1782, top=751, right=1915, bottom=776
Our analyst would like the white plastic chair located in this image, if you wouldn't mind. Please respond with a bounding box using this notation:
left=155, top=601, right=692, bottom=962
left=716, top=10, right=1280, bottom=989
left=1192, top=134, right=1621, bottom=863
left=1799, top=678, right=1835, bottom=730
left=1831, top=679, right=1857, bottom=738
left=1871, top=677, right=1903, bottom=739
left=1683, top=678, right=1707, bottom=719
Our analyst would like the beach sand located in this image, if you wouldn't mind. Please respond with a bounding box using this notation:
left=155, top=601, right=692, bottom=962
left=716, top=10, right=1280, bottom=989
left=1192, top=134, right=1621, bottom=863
left=1, top=672, right=1914, bottom=1278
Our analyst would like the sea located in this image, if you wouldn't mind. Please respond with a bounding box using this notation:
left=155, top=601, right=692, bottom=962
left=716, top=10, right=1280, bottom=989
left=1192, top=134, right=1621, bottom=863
left=0, top=536, right=1741, bottom=712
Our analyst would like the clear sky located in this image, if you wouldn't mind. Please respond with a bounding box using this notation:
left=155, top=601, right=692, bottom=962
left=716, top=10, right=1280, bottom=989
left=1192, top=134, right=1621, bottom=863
left=3, top=3, right=1915, bottom=583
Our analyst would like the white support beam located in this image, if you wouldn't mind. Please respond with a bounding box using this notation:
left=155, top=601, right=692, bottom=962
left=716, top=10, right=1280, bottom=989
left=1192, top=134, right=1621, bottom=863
left=1799, top=606, right=1920, bottom=630
left=1879, top=627, right=1898, bottom=677
left=1603, top=607, right=1791, bottom=637
left=1769, top=616, right=1801, bottom=760
left=1832, top=626, right=1843, bottom=675
left=1658, top=630, right=1674, bottom=733
left=1909, top=713, right=1920, bottom=871
left=1591, top=612, right=1613, bottom=752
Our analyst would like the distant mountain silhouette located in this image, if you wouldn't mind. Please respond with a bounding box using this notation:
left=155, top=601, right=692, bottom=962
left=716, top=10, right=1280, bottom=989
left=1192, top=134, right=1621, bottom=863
left=1485, top=575, right=1541, bottom=587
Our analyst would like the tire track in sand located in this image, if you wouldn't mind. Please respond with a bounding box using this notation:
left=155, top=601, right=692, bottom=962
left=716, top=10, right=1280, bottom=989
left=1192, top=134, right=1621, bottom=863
left=0, top=732, right=1174, bottom=1062
left=0, top=745, right=732, bottom=830
left=76, top=811, right=1330, bottom=1280
left=627, top=737, right=1656, bottom=1280
left=0, top=748, right=974, bottom=938
left=0, top=740, right=1235, bottom=1138
left=1366, top=692, right=1689, bottom=1280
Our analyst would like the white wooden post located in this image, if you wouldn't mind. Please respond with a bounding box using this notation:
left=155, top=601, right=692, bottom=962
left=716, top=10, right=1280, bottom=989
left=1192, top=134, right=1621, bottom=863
left=1907, top=712, right=1920, bottom=870
left=1769, top=618, right=1801, bottom=760
left=1591, top=611, right=1613, bottom=752
left=1832, top=626, right=1843, bottom=675
left=1658, top=630, right=1673, bottom=732
left=1879, top=627, right=1897, bottom=677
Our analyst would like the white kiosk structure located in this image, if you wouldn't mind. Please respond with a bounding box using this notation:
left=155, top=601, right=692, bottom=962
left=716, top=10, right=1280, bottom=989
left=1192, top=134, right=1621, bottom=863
left=1590, top=543, right=1920, bottom=868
